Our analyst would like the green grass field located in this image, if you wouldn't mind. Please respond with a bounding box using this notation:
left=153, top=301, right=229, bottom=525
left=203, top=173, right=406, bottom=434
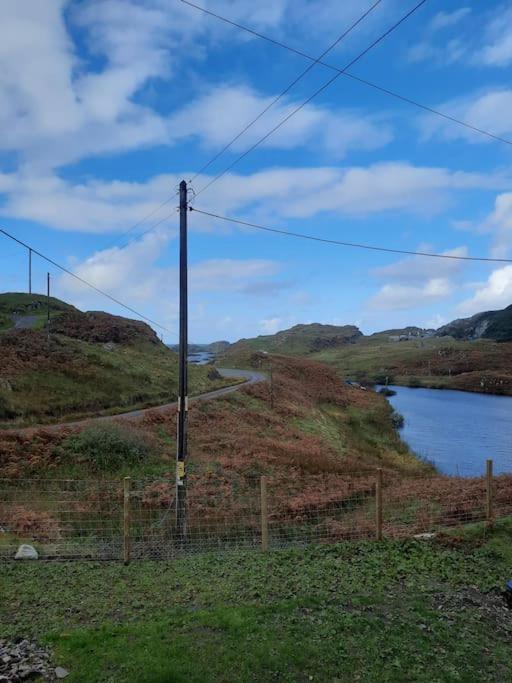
left=2, top=520, right=511, bottom=681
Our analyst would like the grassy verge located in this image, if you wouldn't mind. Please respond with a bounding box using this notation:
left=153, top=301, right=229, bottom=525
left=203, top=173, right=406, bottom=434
left=2, top=520, right=511, bottom=681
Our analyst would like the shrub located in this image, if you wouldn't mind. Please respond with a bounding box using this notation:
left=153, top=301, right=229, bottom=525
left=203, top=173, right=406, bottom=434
left=391, top=410, right=405, bottom=429
left=58, top=423, right=153, bottom=471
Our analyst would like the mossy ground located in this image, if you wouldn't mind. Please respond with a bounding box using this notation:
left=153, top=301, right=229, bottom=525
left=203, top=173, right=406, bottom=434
left=2, top=520, right=511, bottom=681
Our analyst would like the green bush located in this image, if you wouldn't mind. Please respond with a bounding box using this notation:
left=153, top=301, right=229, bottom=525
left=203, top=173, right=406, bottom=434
left=391, top=410, right=405, bottom=429
left=59, top=423, right=153, bottom=471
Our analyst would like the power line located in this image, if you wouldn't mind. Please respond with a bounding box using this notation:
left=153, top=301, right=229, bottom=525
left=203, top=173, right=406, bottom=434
left=181, top=0, right=512, bottom=149
left=193, top=0, right=429, bottom=199
left=101, top=190, right=179, bottom=252
left=0, top=227, right=170, bottom=331
left=190, top=0, right=384, bottom=182
left=190, top=207, right=512, bottom=264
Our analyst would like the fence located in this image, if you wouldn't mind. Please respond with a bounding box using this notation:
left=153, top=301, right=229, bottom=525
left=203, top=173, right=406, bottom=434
left=1, top=460, right=512, bottom=561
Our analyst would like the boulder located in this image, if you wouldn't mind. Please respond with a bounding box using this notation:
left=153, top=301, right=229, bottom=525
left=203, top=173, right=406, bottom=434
left=14, top=544, right=38, bottom=560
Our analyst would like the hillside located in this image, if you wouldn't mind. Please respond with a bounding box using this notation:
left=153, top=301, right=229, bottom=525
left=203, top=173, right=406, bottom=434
left=226, top=323, right=362, bottom=357
left=0, top=293, right=231, bottom=426
left=2, top=352, right=512, bottom=681
left=220, top=307, right=512, bottom=395
left=437, top=305, right=512, bottom=342
left=0, top=292, right=76, bottom=331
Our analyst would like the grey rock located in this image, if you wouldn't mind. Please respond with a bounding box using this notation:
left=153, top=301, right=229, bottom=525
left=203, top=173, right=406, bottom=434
left=14, top=545, right=38, bottom=560
left=55, top=666, right=69, bottom=679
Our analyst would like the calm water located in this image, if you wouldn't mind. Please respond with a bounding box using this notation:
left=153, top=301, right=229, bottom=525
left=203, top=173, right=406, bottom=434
left=187, top=351, right=215, bottom=365
left=384, top=386, right=512, bottom=476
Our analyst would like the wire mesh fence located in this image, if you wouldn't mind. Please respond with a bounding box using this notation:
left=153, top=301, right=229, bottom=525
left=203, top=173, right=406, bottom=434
left=1, top=462, right=512, bottom=561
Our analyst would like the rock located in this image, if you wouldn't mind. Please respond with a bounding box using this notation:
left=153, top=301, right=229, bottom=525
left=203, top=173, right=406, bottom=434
left=14, top=544, right=38, bottom=560
left=413, top=532, right=437, bottom=540
left=0, top=639, right=53, bottom=681
left=55, top=667, right=69, bottom=679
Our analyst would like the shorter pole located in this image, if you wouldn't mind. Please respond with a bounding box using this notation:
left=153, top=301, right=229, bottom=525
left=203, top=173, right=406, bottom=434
left=260, top=475, right=269, bottom=552
left=486, top=459, right=493, bottom=528
left=375, top=468, right=383, bottom=541
left=123, top=477, right=131, bottom=564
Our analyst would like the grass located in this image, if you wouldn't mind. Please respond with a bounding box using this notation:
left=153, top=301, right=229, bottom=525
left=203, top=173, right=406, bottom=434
left=0, top=335, right=235, bottom=427
left=2, top=520, right=512, bottom=681
left=310, top=335, right=512, bottom=396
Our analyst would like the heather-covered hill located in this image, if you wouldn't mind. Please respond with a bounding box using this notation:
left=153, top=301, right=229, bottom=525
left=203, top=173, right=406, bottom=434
left=0, top=294, right=230, bottom=426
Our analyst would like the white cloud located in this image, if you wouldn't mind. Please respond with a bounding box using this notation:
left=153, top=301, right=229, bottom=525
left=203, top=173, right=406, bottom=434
left=1, top=163, right=509, bottom=235
left=420, top=89, right=512, bottom=145
left=477, top=6, right=512, bottom=67
left=190, top=259, right=280, bottom=293
left=260, top=317, right=283, bottom=334
left=55, top=229, right=283, bottom=338
left=458, top=265, right=512, bottom=315
left=429, top=8, right=471, bottom=32
left=374, top=246, right=469, bottom=284
left=368, top=246, right=469, bottom=313
left=168, top=84, right=392, bottom=158
left=369, top=277, right=453, bottom=311
left=478, top=192, right=512, bottom=258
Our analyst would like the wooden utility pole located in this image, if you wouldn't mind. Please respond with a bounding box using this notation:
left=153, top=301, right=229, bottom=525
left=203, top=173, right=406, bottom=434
left=486, top=459, right=493, bottom=527
left=269, top=362, right=274, bottom=410
left=176, top=180, right=189, bottom=540
left=375, top=468, right=383, bottom=540
left=46, top=272, right=51, bottom=347
left=28, top=248, right=32, bottom=294
left=260, top=476, right=269, bottom=552
left=123, top=477, right=131, bottom=565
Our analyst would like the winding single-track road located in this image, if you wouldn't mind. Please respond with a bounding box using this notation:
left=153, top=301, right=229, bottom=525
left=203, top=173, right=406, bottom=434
left=6, top=368, right=266, bottom=434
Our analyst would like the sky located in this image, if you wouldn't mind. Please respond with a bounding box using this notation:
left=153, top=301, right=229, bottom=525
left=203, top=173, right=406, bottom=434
left=1, top=1, right=512, bottom=343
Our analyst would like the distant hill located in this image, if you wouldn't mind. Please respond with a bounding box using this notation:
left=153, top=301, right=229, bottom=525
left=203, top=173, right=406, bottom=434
left=436, top=305, right=512, bottom=342
left=225, top=323, right=362, bottom=357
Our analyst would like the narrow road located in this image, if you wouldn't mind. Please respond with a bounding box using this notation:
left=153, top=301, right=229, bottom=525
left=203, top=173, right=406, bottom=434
left=8, top=368, right=266, bottom=434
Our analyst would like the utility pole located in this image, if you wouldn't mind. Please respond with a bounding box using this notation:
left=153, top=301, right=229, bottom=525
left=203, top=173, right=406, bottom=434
left=28, top=248, right=32, bottom=294
left=176, top=180, right=188, bottom=540
left=269, top=362, right=274, bottom=410
left=46, top=272, right=51, bottom=348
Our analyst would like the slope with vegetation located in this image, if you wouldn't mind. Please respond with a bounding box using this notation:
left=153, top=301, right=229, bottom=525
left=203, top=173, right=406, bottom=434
left=226, top=323, right=362, bottom=357
left=0, top=293, right=230, bottom=426
left=221, top=309, right=512, bottom=396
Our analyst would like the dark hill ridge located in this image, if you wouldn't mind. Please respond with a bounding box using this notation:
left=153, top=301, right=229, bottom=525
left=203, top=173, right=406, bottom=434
left=50, top=310, right=162, bottom=346
left=0, top=293, right=162, bottom=346
left=436, top=305, right=512, bottom=342
left=227, top=323, right=363, bottom=356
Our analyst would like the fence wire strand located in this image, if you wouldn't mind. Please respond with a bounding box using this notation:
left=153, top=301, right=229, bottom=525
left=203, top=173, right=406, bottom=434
left=1, top=471, right=511, bottom=560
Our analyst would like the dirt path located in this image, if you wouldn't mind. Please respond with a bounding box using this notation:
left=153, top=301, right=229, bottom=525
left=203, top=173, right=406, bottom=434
left=7, top=368, right=266, bottom=434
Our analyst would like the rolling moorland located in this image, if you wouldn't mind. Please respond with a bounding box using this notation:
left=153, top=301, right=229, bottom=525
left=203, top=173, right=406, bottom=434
left=221, top=305, right=512, bottom=395
left=0, top=293, right=231, bottom=427
left=2, top=295, right=512, bottom=679
left=2, top=351, right=512, bottom=679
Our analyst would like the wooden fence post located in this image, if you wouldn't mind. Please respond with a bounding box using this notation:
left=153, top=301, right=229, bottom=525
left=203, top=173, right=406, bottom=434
left=486, top=459, right=493, bottom=528
left=376, top=468, right=383, bottom=541
left=123, top=476, right=131, bottom=565
left=260, top=475, right=269, bottom=552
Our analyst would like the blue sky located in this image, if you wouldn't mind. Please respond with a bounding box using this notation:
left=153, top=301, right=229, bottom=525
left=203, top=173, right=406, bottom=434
left=1, top=1, right=512, bottom=343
